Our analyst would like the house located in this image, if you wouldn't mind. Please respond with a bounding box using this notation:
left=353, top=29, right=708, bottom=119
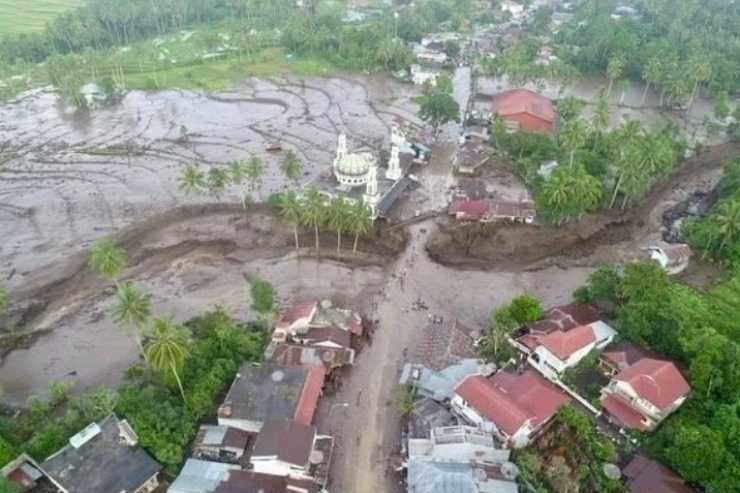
left=407, top=426, right=519, bottom=493
left=451, top=369, right=571, bottom=448
left=622, top=454, right=694, bottom=493
left=463, top=125, right=490, bottom=142
left=217, top=363, right=324, bottom=432
left=512, top=302, right=601, bottom=354
left=272, top=300, right=363, bottom=343
left=648, top=244, right=693, bottom=275
left=39, top=414, right=160, bottom=493
left=289, top=327, right=352, bottom=349
left=601, top=358, right=690, bottom=431
left=408, top=398, right=457, bottom=439
left=525, top=321, right=617, bottom=377
left=192, top=425, right=251, bottom=463
left=267, top=343, right=355, bottom=373
left=454, top=142, right=490, bottom=175
left=168, top=460, right=240, bottom=493
left=449, top=200, right=492, bottom=221
left=250, top=420, right=333, bottom=485
left=492, top=88, right=556, bottom=135
left=411, top=65, right=442, bottom=86
left=490, top=201, right=536, bottom=223
left=454, top=178, right=488, bottom=201
left=1, top=455, right=43, bottom=492
left=500, top=0, right=525, bottom=18
left=213, top=470, right=320, bottom=493
left=598, top=341, right=651, bottom=377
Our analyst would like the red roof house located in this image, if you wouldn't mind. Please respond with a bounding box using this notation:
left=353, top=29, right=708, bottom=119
left=623, top=454, right=695, bottom=493
left=491, top=88, right=556, bottom=134
left=452, top=370, right=571, bottom=448
left=601, top=358, right=690, bottom=431
left=448, top=200, right=492, bottom=221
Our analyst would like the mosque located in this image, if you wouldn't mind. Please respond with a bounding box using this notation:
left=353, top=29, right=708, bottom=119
left=309, top=133, right=416, bottom=220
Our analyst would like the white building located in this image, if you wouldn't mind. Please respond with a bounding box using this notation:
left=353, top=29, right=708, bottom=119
left=649, top=244, right=693, bottom=275
left=500, top=0, right=525, bottom=18
left=527, top=321, right=617, bottom=377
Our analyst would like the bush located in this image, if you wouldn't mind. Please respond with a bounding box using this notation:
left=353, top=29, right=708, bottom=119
left=0, top=436, right=18, bottom=468
left=250, top=279, right=275, bottom=314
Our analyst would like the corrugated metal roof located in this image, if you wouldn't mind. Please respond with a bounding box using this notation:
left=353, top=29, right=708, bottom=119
left=168, top=459, right=239, bottom=493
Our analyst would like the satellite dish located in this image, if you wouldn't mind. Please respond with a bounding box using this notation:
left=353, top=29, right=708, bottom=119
left=309, top=450, right=325, bottom=464
left=271, top=370, right=285, bottom=382
left=321, top=349, right=336, bottom=363
left=501, top=462, right=519, bottom=479
left=603, top=463, right=621, bottom=479
left=474, top=468, right=488, bottom=480
left=433, top=390, right=447, bottom=402
left=321, top=299, right=332, bottom=309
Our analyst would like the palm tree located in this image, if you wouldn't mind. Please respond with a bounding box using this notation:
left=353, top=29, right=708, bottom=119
left=715, top=199, right=740, bottom=251
left=279, top=190, right=302, bottom=249
left=300, top=186, right=326, bottom=251
left=642, top=57, right=661, bottom=105
left=348, top=200, right=373, bottom=254
left=178, top=165, right=205, bottom=196
left=143, top=316, right=190, bottom=400
left=279, top=150, right=304, bottom=185
left=606, top=56, right=625, bottom=95
left=207, top=166, right=231, bottom=199
left=560, top=120, right=587, bottom=168
left=327, top=195, right=348, bottom=253
left=229, top=159, right=246, bottom=187
left=538, top=171, right=571, bottom=224
left=687, top=54, right=712, bottom=109
left=111, top=282, right=151, bottom=353
left=592, top=88, right=611, bottom=134
left=0, top=285, right=8, bottom=314
left=557, top=96, right=585, bottom=124
left=89, top=239, right=127, bottom=284
left=244, top=156, right=266, bottom=200
left=570, top=166, right=603, bottom=214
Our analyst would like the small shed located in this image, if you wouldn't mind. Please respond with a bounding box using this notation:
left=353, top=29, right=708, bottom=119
left=648, top=244, right=693, bottom=275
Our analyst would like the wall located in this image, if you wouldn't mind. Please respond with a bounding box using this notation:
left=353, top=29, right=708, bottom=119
left=217, top=417, right=261, bottom=434
left=503, top=113, right=553, bottom=134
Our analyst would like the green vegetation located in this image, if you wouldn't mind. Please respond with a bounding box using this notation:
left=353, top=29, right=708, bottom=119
left=0, top=476, right=19, bottom=493
left=250, top=279, right=276, bottom=315
left=497, top=115, right=684, bottom=224
left=575, top=261, right=740, bottom=492
left=557, top=0, right=740, bottom=101
left=418, top=91, right=460, bottom=135
left=481, top=295, right=544, bottom=363
left=0, top=285, right=8, bottom=314
left=394, top=385, right=415, bottom=417
left=0, top=0, right=82, bottom=35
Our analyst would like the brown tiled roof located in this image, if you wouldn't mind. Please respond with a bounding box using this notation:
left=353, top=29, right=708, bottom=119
left=548, top=303, right=600, bottom=326
left=448, top=200, right=492, bottom=221
left=296, top=327, right=352, bottom=348
left=294, top=366, right=325, bottom=426
left=276, top=301, right=316, bottom=330
left=614, top=359, right=690, bottom=411
left=601, top=394, right=648, bottom=430
left=538, top=325, right=596, bottom=360
left=623, top=455, right=695, bottom=493
left=251, top=420, right=315, bottom=468
left=601, top=341, right=651, bottom=372
left=491, top=88, right=555, bottom=123
left=490, top=200, right=535, bottom=219
left=214, top=470, right=320, bottom=493
left=269, top=343, right=353, bottom=370
left=413, top=319, right=480, bottom=371
left=455, top=370, right=571, bottom=436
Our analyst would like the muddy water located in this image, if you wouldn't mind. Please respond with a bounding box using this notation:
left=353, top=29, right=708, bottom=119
left=0, top=76, right=417, bottom=298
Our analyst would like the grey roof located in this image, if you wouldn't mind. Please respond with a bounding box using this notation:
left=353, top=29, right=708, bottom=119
left=408, top=460, right=478, bottom=493
left=251, top=420, right=315, bottom=468
left=377, top=176, right=414, bottom=216
left=220, top=363, right=309, bottom=423
left=40, top=414, right=160, bottom=493
left=400, top=359, right=488, bottom=400
left=409, top=398, right=457, bottom=439
left=168, top=459, right=240, bottom=493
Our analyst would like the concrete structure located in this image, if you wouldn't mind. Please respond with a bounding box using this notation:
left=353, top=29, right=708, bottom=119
left=214, top=470, right=320, bottom=493
left=500, top=0, right=525, bottom=18
left=217, top=364, right=324, bottom=432
left=648, top=244, right=693, bottom=275
left=168, top=460, right=240, bottom=493
left=452, top=370, right=571, bottom=448
left=601, top=358, right=690, bottom=431
left=272, top=300, right=363, bottom=343
left=308, top=133, right=414, bottom=220
left=192, top=425, right=251, bottom=463
left=267, top=343, right=355, bottom=373
left=448, top=200, right=536, bottom=223
left=39, top=415, right=160, bottom=493
left=492, top=88, right=556, bottom=135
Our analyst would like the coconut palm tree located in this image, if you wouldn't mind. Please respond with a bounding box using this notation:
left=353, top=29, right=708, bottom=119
left=557, top=96, right=585, bottom=124
left=279, top=150, right=304, bottom=185
left=606, top=56, right=625, bottom=96
left=592, top=88, right=611, bottom=134
left=327, top=194, right=349, bottom=253
left=88, top=239, right=127, bottom=285
left=300, top=186, right=326, bottom=251
left=0, top=285, right=8, bottom=314
left=229, top=159, right=247, bottom=188
left=538, top=171, right=571, bottom=223
left=715, top=198, right=740, bottom=252
left=111, top=282, right=152, bottom=353
left=348, top=200, right=373, bottom=254
left=207, top=166, right=231, bottom=199
left=244, top=155, right=265, bottom=200
left=642, top=57, right=661, bottom=105
left=560, top=119, right=587, bottom=168
left=569, top=166, right=603, bottom=215
left=279, top=190, right=302, bottom=249
left=143, top=316, right=190, bottom=400
left=178, top=165, right=205, bottom=196
left=687, top=53, right=712, bottom=108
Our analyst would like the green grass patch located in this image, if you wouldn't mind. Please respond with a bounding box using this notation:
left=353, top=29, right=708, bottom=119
left=0, top=0, right=84, bottom=35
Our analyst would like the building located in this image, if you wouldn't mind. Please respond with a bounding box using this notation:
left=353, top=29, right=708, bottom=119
left=524, top=321, right=617, bottom=377
left=411, top=65, right=442, bottom=86
left=407, top=426, right=519, bottom=493
left=601, top=358, right=690, bottom=431
left=168, top=460, right=240, bottom=493
left=598, top=341, right=651, bottom=377
left=648, top=244, right=693, bottom=275
left=448, top=200, right=536, bottom=223
left=267, top=343, right=355, bottom=373
left=192, top=425, right=251, bottom=463
left=218, top=363, right=324, bottom=432
left=250, top=420, right=333, bottom=485
left=307, top=134, right=414, bottom=219
left=1, top=455, right=43, bottom=492
left=622, top=454, right=694, bottom=493
left=452, top=370, right=571, bottom=448
left=214, top=470, right=320, bottom=493
left=454, top=142, right=490, bottom=175
left=500, top=0, right=525, bottom=18
left=491, top=88, right=556, bottom=135
left=408, top=398, right=457, bottom=439
left=289, top=327, right=352, bottom=349
left=272, top=300, right=363, bottom=344
left=39, top=414, right=160, bottom=493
